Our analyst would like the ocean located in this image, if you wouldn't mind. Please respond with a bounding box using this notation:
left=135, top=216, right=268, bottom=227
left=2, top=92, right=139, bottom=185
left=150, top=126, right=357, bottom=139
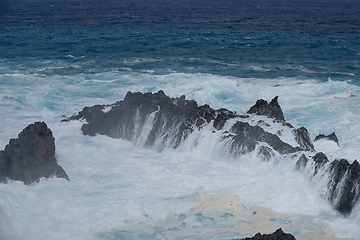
left=1, top=0, right=360, bottom=239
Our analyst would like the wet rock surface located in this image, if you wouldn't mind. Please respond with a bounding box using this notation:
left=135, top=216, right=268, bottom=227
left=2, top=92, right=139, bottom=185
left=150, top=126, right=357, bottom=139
left=64, top=91, right=305, bottom=154
left=297, top=151, right=360, bottom=216
left=236, top=228, right=296, bottom=240
left=0, top=122, right=69, bottom=184
left=314, top=132, right=339, bottom=146
left=246, top=96, right=285, bottom=121
left=64, top=90, right=360, bottom=216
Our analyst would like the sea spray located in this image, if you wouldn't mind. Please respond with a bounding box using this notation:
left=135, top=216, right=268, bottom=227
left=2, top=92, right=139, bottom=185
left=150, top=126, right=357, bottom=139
left=1, top=72, right=360, bottom=239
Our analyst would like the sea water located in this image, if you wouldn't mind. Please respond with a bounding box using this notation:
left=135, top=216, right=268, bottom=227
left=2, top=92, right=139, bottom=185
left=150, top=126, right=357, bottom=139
left=1, top=1, right=360, bottom=239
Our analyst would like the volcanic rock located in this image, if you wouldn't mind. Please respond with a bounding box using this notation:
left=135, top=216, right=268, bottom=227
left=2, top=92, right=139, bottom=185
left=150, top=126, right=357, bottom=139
left=327, top=159, right=360, bottom=215
left=64, top=90, right=360, bottom=216
left=314, top=132, right=339, bottom=146
left=312, top=152, right=329, bottom=175
left=0, top=122, right=69, bottom=184
left=63, top=91, right=302, bottom=156
left=293, top=127, right=314, bottom=152
left=236, top=228, right=296, bottom=240
left=297, top=150, right=360, bottom=215
left=227, top=121, right=297, bottom=155
left=246, top=96, right=285, bottom=121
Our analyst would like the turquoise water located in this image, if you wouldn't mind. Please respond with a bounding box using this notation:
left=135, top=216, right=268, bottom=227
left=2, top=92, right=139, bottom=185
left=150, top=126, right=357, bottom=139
left=1, top=27, right=359, bottom=81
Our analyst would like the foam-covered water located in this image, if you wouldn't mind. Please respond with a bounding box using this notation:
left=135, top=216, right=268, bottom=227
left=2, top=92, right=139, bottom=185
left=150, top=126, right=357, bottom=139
left=1, top=70, right=360, bottom=240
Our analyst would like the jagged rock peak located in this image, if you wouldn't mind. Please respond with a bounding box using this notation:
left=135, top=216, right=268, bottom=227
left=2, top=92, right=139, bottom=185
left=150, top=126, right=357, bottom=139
left=247, top=96, right=285, bottom=121
left=293, top=127, right=315, bottom=151
left=314, top=132, right=339, bottom=146
left=0, top=122, right=69, bottom=185
left=312, top=152, right=329, bottom=175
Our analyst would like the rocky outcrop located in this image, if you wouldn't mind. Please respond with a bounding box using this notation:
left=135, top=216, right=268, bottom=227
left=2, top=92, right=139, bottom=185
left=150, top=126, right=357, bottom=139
left=293, top=127, right=314, bottom=152
left=314, top=132, right=339, bottom=146
left=63, top=91, right=309, bottom=155
left=63, top=90, right=360, bottom=216
left=296, top=152, right=360, bottom=215
left=0, top=122, right=69, bottom=184
left=227, top=121, right=298, bottom=156
left=246, top=96, right=284, bottom=121
left=64, top=90, right=236, bottom=149
left=236, top=228, right=296, bottom=240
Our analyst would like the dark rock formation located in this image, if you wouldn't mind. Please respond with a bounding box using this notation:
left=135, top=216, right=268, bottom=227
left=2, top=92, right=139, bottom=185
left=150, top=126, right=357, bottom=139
left=64, top=90, right=360, bottom=216
left=316, top=157, right=360, bottom=215
left=0, top=122, right=69, bottom=184
left=312, top=152, right=329, bottom=175
left=293, top=127, right=314, bottom=152
left=247, top=96, right=285, bottom=121
left=296, top=151, right=360, bottom=216
left=63, top=91, right=306, bottom=156
left=227, top=121, right=298, bottom=156
left=64, top=90, right=237, bottom=149
left=314, top=132, right=339, bottom=146
left=236, top=228, right=296, bottom=240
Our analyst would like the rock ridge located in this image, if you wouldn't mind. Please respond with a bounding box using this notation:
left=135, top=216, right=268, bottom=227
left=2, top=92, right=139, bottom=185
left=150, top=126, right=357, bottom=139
left=63, top=91, right=310, bottom=155
left=63, top=90, right=360, bottom=216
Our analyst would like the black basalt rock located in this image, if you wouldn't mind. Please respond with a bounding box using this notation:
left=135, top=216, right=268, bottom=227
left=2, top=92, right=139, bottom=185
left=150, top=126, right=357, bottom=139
left=0, top=122, right=69, bottom=184
left=247, top=96, right=285, bottom=121
left=314, top=132, right=339, bottom=146
left=228, top=121, right=297, bottom=156
left=293, top=127, right=315, bottom=151
left=63, top=90, right=240, bottom=149
left=308, top=151, right=360, bottom=215
left=63, top=90, right=360, bottom=216
left=312, top=152, right=329, bottom=175
left=236, top=228, right=296, bottom=240
left=328, top=159, right=360, bottom=215
left=63, top=91, right=301, bottom=156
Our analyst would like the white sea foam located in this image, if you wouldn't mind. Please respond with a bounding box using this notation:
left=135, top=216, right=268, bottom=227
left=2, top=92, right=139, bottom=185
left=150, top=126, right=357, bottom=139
left=1, top=72, right=360, bottom=239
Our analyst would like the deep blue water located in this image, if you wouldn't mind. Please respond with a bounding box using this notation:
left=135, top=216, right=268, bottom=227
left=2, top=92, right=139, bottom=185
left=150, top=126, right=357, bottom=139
left=1, top=0, right=359, bottom=81
left=0, top=27, right=359, bottom=81
left=1, top=0, right=360, bottom=33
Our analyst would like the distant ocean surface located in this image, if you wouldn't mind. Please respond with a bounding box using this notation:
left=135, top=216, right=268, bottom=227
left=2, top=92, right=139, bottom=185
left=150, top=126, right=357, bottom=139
left=1, top=1, right=360, bottom=239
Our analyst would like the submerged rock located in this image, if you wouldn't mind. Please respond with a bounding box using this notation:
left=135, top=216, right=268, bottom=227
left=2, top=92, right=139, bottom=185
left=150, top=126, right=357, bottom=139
left=0, top=122, right=69, bottom=184
left=236, top=228, right=296, bottom=240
